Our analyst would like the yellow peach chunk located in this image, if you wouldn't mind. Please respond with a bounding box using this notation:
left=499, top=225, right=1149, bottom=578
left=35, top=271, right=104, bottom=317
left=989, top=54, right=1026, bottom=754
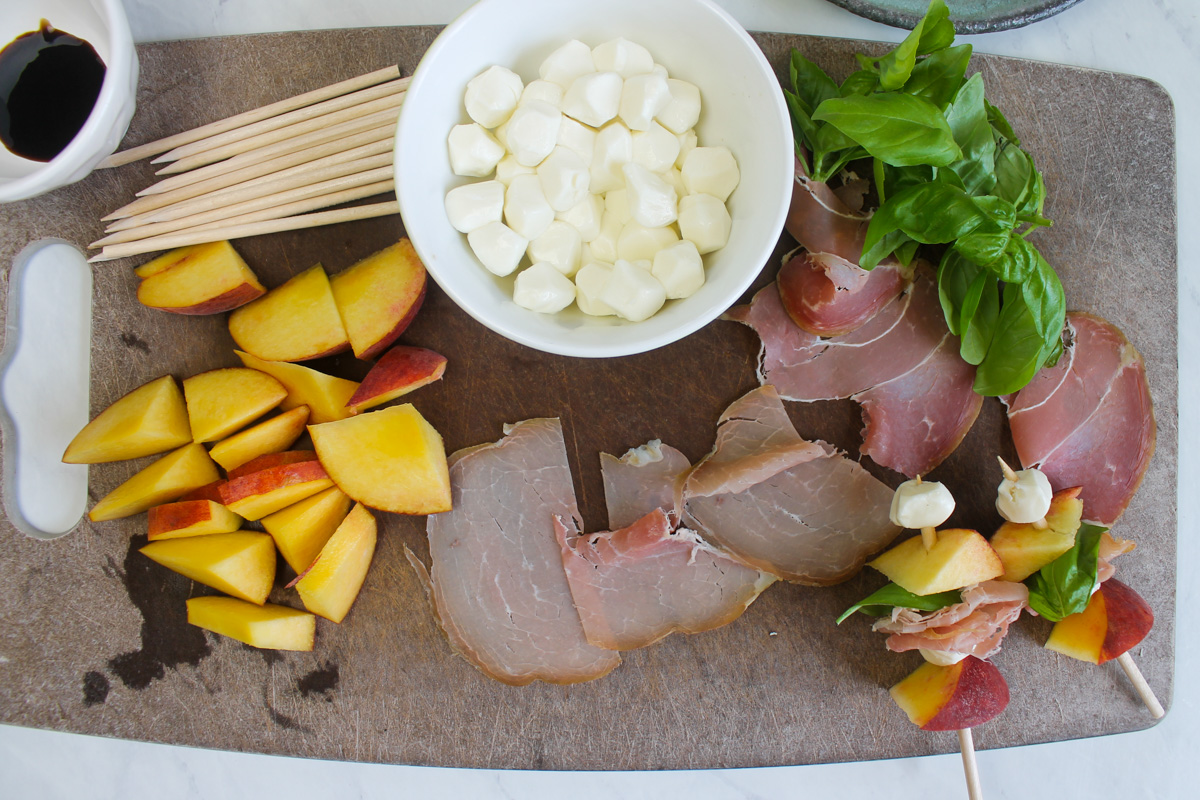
left=1045, top=589, right=1107, bottom=664
left=186, top=596, right=315, bottom=651
left=89, top=443, right=221, bottom=522
left=209, top=406, right=310, bottom=472
left=294, top=503, right=377, bottom=622
left=183, top=367, right=287, bottom=443
left=235, top=351, right=358, bottom=425
left=140, top=531, right=276, bottom=604
left=228, top=264, right=349, bottom=362
left=147, top=499, right=243, bottom=540
left=261, top=486, right=352, bottom=574
left=63, top=375, right=191, bottom=464
left=991, top=487, right=1084, bottom=581
left=137, top=241, right=265, bottom=314
left=329, top=240, right=427, bottom=360
left=869, top=528, right=1003, bottom=596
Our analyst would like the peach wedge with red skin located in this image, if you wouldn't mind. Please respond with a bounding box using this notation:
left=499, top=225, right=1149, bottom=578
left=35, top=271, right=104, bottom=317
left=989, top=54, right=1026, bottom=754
left=227, top=449, right=319, bottom=480
left=218, top=454, right=333, bottom=521
left=63, top=375, right=191, bottom=464
left=187, top=596, right=315, bottom=651
left=346, top=346, right=447, bottom=414
left=89, top=443, right=221, bottom=522
left=235, top=351, right=358, bottom=425
left=147, top=499, right=243, bottom=540
left=329, top=239, right=427, bottom=360
left=294, top=503, right=377, bottom=622
left=889, top=656, right=1010, bottom=731
left=1045, top=578, right=1154, bottom=665
left=991, top=486, right=1084, bottom=582
left=869, top=528, right=1004, bottom=597
left=228, top=263, right=349, bottom=362
left=140, top=531, right=276, bottom=604
left=136, top=241, right=266, bottom=315
left=209, top=406, right=310, bottom=472
left=183, top=367, right=287, bottom=443
left=309, top=404, right=451, bottom=515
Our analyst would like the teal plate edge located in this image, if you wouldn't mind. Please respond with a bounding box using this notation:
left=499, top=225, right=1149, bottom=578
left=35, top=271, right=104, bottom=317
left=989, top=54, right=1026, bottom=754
left=825, top=0, right=1088, bottom=34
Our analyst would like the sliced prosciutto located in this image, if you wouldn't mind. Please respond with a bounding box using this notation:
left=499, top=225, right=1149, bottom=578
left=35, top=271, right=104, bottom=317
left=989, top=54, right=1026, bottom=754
left=680, top=385, right=900, bottom=585
left=555, top=508, right=776, bottom=650
left=1005, top=313, right=1155, bottom=525
left=417, top=418, right=620, bottom=686
left=873, top=580, right=1028, bottom=659
left=599, top=439, right=692, bottom=529
left=725, top=271, right=982, bottom=477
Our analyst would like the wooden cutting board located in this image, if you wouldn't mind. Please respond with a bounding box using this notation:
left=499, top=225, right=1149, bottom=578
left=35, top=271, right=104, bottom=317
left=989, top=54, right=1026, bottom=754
left=0, top=27, right=1176, bottom=770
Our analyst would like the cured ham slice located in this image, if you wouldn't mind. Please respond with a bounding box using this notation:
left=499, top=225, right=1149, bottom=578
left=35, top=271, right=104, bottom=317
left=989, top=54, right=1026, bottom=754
left=416, top=418, right=620, bottom=686
left=873, top=580, right=1028, bottom=660
left=725, top=272, right=982, bottom=477
left=555, top=508, right=776, bottom=650
left=599, top=439, right=691, bottom=529
left=1005, top=313, right=1155, bottom=526
left=1097, top=531, right=1137, bottom=584
left=680, top=386, right=900, bottom=584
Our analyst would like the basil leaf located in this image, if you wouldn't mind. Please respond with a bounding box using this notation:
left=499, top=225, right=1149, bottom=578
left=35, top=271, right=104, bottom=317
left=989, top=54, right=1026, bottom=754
left=1021, top=247, right=1066, bottom=341
left=862, top=182, right=987, bottom=268
left=836, top=581, right=962, bottom=624
left=973, top=281, right=1047, bottom=396
left=904, top=44, right=972, bottom=110
left=944, top=73, right=997, bottom=195
left=813, top=93, right=963, bottom=168
left=1026, top=524, right=1107, bottom=622
left=959, top=271, right=1000, bottom=365
left=993, top=142, right=1043, bottom=217
left=841, top=69, right=880, bottom=97
left=876, top=22, right=923, bottom=90
left=789, top=51, right=841, bottom=117
left=895, top=238, right=920, bottom=267
left=986, top=99, right=1019, bottom=144
left=915, top=0, right=956, bottom=54
left=956, top=230, right=1011, bottom=266
left=938, top=248, right=982, bottom=335
left=784, top=89, right=818, bottom=173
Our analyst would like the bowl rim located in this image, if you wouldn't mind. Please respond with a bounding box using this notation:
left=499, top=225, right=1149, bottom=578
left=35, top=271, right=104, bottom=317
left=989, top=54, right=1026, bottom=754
left=393, top=0, right=793, bottom=359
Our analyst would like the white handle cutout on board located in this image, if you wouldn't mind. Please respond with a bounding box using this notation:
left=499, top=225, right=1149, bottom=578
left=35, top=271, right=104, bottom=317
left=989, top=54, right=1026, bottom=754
left=1, top=240, right=92, bottom=539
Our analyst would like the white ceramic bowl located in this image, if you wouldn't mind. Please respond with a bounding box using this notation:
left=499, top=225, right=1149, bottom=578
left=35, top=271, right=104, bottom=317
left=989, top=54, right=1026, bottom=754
left=0, top=0, right=138, bottom=203
left=395, top=0, right=792, bottom=358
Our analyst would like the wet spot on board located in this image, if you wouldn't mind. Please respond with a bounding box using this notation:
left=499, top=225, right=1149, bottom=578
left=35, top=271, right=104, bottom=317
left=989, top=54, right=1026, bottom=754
left=296, top=662, right=339, bottom=701
left=264, top=685, right=312, bottom=733
left=119, top=332, right=151, bottom=354
left=107, top=534, right=211, bottom=690
left=82, top=671, right=110, bottom=705
left=245, top=643, right=284, bottom=666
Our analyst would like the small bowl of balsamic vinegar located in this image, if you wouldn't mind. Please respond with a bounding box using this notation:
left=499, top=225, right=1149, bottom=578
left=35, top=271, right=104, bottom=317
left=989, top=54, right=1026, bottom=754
left=0, top=0, right=138, bottom=202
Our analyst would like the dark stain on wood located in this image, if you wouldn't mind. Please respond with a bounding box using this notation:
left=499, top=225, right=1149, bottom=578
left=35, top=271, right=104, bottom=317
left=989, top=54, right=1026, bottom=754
left=82, top=671, right=109, bottom=705
left=119, top=331, right=150, bottom=354
left=296, top=662, right=339, bottom=700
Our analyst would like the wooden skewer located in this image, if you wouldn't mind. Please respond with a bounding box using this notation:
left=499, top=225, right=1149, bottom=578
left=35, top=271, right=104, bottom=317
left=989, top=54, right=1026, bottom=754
left=1116, top=652, right=1165, bottom=718
left=89, top=201, right=401, bottom=262
left=921, top=527, right=938, bottom=551
left=152, top=75, right=408, bottom=166
left=958, top=728, right=984, bottom=800
left=155, top=90, right=406, bottom=174
left=997, top=457, right=1019, bottom=483
left=96, top=65, right=401, bottom=168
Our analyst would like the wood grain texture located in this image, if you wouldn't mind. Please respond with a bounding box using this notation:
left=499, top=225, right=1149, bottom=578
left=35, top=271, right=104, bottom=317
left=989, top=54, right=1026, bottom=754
left=0, top=27, right=1177, bottom=769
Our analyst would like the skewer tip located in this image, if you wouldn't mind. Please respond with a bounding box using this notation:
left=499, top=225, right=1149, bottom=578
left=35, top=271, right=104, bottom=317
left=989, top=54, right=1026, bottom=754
left=996, top=456, right=1019, bottom=482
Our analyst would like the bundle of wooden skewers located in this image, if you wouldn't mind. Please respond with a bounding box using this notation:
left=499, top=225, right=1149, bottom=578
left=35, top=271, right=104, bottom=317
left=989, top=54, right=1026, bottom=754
left=90, top=66, right=408, bottom=262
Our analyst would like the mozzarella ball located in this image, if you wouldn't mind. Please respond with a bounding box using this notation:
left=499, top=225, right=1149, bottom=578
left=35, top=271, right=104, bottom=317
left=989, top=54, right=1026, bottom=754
left=519, top=79, right=564, bottom=109
left=588, top=211, right=623, bottom=263
left=465, top=65, right=524, bottom=129
left=658, top=166, right=686, bottom=198
left=513, top=262, right=576, bottom=313
left=503, top=173, right=555, bottom=240
left=996, top=468, right=1053, bottom=524
left=495, top=153, right=535, bottom=185
left=651, top=63, right=669, bottom=80
left=889, top=479, right=956, bottom=529
left=528, top=220, right=583, bottom=276
left=617, top=220, right=678, bottom=262
left=562, top=71, right=623, bottom=128
left=632, top=122, right=681, bottom=172
left=557, top=116, right=597, bottom=163
left=675, top=128, right=697, bottom=169
left=589, top=121, right=633, bottom=194
left=622, top=163, right=678, bottom=228
left=574, top=262, right=617, bottom=316
left=920, top=649, right=969, bottom=666
left=619, top=73, right=671, bottom=131
left=677, top=193, right=731, bottom=254
left=537, top=146, right=591, bottom=212
left=600, top=259, right=667, bottom=322
left=556, top=193, right=603, bottom=242
left=444, top=180, right=505, bottom=233
left=504, top=100, right=561, bottom=167
left=657, top=79, right=702, bottom=134
left=448, top=123, right=505, bottom=177
left=652, top=240, right=705, bottom=299
left=539, top=39, right=596, bottom=88
left=467, top=222, right=528, bottom=277
left=592, top=38, right=654, bottom=78
left=605, top=188, right=632, bottom=225
left=681, top=146, right=740, bottom=202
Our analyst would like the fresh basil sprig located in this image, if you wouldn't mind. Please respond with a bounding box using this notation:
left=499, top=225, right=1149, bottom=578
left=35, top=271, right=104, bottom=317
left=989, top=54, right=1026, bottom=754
left=1025, top=524, right=1107, bottom=622
left=836, top=582, right=962, bottom=624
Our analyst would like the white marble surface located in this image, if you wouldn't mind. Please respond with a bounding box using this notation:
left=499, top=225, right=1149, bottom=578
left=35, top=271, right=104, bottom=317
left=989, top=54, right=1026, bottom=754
left=3, top=0, right=1197, bottom=796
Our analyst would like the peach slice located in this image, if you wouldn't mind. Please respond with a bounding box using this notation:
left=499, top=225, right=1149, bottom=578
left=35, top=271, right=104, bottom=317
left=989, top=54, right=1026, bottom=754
left=1045, top=579, right=1154, bottom=665
left=261, top=486, right=351, bottom=573
left=136, top=241, right=266, bottom=315
left=63, top=375, right=191, bottom=464
left=183, top=367, right=287, bottom=443
left=217, top=457, right=333, bottom=520
left=186, top=596, right=315, bottom=651
left=346, top=346, right=447, bottom=414
left=89, top=443, right=221, bottom=522
left=140, top=531, right=275, bottom=604
left=329, top=240, right=428, bottom=360
left=147, top=499, right=243, bottom=540
left=226, top=449, right=319, bottom=480
left=208, top=406, right=310, bottom=472
left=228, top=264, right=350, bottom=362
left=235, top=351, right=359, bottom=425
left=991, top=487, right=1084, bottom=582
left=869, top=528, right=1004, bottom=596
left=890, top=656, right=1010, bottom=730
left=309, top=404, right=451, bottom=514
left=294, top=503, right=377, bottom=622
left=179, top=479, right=227, bottom=503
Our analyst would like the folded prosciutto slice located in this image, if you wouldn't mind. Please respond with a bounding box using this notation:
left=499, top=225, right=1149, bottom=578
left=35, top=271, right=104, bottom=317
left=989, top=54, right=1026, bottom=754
left=1004, top=313, right=1155, bottom=526
left=415, top=418, right=620, bottom=686
left=725, top=272, right=982, bottom=477
left=872, top=580, right=1028, bottom=660
left=599, top=439, right=692, bottom=529
left=555, top=508, right=776, bottom=650
left=680, top=385, right=900, bottom=585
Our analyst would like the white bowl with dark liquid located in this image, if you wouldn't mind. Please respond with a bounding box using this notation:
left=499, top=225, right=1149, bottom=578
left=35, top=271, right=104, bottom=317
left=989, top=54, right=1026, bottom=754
left=0, top=0, right=138, bottom=203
